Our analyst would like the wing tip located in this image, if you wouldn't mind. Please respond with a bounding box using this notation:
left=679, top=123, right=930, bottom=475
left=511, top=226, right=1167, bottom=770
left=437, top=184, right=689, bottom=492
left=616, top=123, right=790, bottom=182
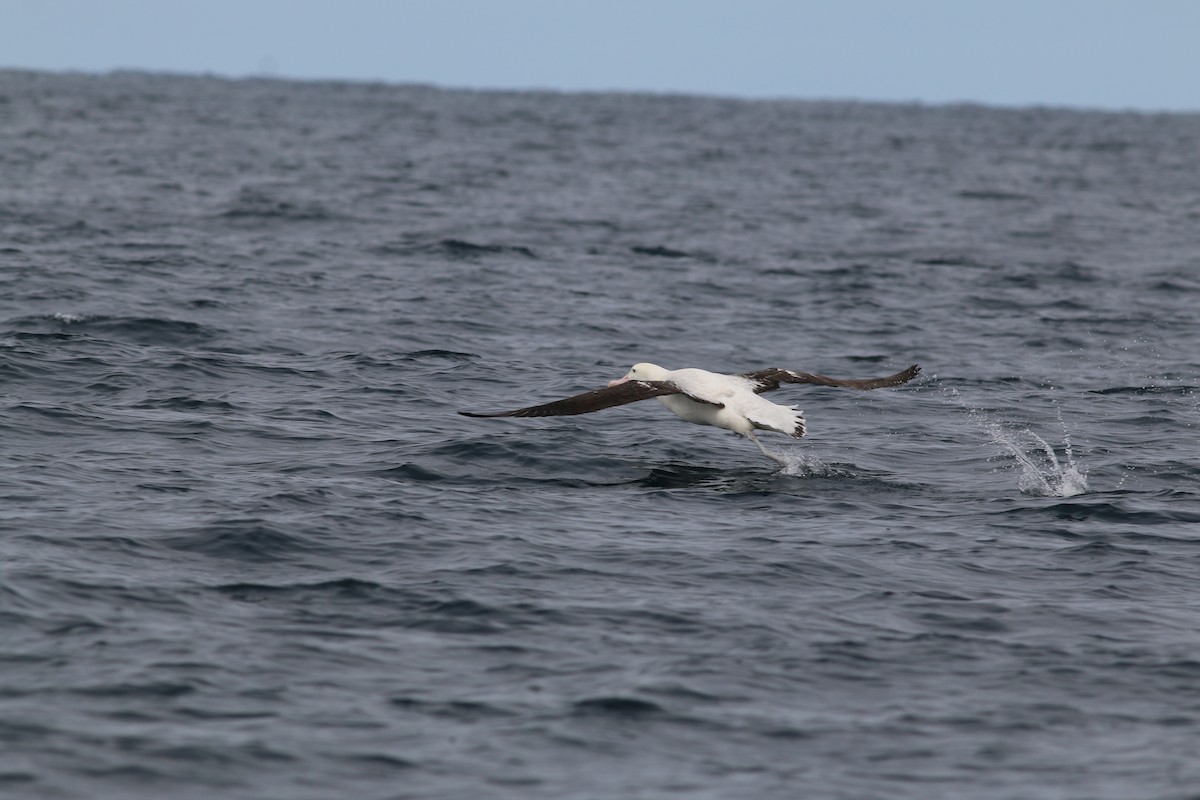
left=881, top=364, right=921, bottom=388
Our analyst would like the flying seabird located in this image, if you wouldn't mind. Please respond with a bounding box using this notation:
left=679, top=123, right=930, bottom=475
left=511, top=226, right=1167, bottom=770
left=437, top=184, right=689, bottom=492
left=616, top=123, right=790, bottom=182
left=459, top=362, right=920, bottom=464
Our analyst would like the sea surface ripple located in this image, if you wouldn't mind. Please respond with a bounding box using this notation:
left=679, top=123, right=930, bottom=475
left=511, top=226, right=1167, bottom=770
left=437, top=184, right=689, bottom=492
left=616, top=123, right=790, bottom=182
left=2, top=70, right=1200, bottom=799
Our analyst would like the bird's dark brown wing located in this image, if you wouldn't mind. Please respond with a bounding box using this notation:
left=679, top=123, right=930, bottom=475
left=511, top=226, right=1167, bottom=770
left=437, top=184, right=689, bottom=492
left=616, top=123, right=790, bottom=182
left=458, top=380, right=685, bottom=418
left=742, top=364, right=921, bottom=393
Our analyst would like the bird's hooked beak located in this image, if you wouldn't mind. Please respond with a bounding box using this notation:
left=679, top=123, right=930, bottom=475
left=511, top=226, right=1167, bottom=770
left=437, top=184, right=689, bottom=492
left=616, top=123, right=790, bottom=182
left=607, top=375, right=630, bottom=388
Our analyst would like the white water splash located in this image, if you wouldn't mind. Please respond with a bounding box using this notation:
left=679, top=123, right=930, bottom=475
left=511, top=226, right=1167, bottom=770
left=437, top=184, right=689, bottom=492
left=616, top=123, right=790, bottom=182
left=52, top=312, right=85, bottom=323
left=775, top=449, right=832, bottom=477
left=986, top=422, right=1089, bottom=498
left=759, top=445, right=856, bottom=478
left=944, top=387, right=1090, bottom=498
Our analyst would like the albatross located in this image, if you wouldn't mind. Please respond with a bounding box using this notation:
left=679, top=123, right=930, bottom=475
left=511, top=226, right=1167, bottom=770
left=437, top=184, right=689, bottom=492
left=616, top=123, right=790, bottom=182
left=459, top=362, right=920, bottom=465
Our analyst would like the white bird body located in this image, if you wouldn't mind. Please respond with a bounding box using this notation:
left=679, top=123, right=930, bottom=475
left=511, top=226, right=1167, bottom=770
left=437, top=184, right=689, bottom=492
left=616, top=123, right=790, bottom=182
left=460, top=360, right=920, bottom=465
left=619, top=364, right=806, bottom=438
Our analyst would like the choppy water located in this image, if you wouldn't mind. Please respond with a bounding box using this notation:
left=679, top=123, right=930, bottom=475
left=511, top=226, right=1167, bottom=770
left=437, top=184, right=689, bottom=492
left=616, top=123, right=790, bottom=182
left=3, top=70, right=1200, bottom=799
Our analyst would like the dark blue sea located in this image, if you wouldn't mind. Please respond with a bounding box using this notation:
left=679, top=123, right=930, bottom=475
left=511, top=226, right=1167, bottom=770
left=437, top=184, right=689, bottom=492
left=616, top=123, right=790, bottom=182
left=3, top=70, right=1200, bottom=799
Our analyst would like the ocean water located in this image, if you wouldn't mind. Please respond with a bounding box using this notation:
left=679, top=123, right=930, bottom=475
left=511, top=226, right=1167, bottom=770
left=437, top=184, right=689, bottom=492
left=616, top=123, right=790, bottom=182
left=2, top=70, right=1200, bottom=799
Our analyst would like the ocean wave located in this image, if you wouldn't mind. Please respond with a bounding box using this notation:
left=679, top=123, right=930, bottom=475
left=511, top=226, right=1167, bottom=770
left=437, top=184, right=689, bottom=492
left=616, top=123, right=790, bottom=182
left=2, top=313, right=221, bottom=347
left=1090, top=385, right=1198, bottom=396
left=218, top=185, right=343, bottom=221
left=162, top=519, right=333, bottom=561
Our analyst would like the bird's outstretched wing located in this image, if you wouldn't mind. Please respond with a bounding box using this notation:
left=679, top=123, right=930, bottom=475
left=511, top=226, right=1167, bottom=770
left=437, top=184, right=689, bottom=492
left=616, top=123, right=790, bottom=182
left=459, top=379, right=691, bottom=418
left=742, top=364, right=921, bottom=393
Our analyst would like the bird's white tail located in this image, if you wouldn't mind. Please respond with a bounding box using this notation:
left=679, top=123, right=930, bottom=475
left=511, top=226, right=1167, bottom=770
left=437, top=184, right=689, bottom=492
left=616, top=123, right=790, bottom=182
left=747, top=405, right=806, bottom=438
left=790, top=410, right=807, bottom=438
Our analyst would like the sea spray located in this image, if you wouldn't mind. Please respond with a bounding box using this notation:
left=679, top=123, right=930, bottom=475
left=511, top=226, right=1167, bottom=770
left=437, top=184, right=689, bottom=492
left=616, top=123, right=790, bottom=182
left=987, top=424, right=1090, bottom=498
left=763, top=446, right=861, bottom=479
left=776, top=449, right=831, bottom=477
left=944, top=387, right=1090, bottom=497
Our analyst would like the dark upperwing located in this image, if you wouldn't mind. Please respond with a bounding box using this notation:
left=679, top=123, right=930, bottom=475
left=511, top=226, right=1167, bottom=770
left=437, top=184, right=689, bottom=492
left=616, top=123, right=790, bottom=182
left=458, top=379, right=689, bottom=418
left=741, top=364, right=921, bottom=393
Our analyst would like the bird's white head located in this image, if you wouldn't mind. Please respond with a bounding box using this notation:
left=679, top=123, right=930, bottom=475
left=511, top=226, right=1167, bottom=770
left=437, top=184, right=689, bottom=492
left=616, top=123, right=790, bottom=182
left=608, top=362, right=669, bottom=387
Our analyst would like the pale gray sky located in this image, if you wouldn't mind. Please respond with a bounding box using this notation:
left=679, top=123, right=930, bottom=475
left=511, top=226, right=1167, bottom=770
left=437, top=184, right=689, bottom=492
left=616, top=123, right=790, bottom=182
left=3, top=0, right=1198, bottom=111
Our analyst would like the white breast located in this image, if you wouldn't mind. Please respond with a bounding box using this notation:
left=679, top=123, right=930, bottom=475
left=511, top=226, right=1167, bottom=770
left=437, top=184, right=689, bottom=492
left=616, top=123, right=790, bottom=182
left=656, top=368, right=804, bottom=437
left=657, top=393, right=751, bottom=432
